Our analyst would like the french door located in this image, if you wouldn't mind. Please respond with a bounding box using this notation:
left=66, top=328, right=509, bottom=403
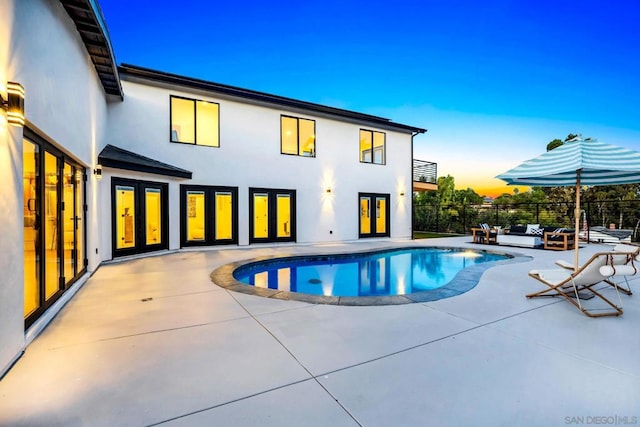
left=249, top=188, right=296, bottom=243
left=23, top=129, right=86, bottom=328
left=180, top=185, right=238, bottom=246
left=359, top=193, right=390, bottom=238
left=111, top=178, right=168, bottom=257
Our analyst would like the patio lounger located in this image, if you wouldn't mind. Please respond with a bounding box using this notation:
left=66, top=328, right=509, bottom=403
left=555, top=243, right=639, bottom=296
left=528, top=251, right=633, bottom=317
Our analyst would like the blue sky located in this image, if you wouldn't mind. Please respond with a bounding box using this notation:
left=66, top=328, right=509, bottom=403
left=99, top=0, right=640, bottom=196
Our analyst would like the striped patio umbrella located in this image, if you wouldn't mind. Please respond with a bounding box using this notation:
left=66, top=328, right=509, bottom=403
left=496, top=138, right=640, bottom=270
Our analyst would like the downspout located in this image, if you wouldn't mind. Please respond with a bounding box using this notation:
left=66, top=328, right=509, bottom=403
left=410, top=131, right=419, bottom=239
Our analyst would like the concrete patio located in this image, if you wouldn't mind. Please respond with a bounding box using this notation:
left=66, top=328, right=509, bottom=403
left=0, top=237, right=638, bottom=426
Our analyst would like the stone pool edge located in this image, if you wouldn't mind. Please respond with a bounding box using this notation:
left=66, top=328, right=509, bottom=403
left=209, top=246, right=533, bottom=306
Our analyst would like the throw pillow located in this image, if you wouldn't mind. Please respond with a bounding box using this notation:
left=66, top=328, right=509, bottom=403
left=530, top=227, right=544, bottom=236
left=526, top=224, right=540, bottom=235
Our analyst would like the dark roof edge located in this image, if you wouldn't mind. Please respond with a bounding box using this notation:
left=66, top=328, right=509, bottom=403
left=118, top=64, right=427, bottom=134
left=60, top=0, right=124, bottom=99
left=99, top=144, right=193, bottom=179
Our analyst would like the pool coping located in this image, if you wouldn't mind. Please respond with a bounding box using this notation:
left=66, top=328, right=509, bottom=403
left=210, top=245, right=532, bottom=306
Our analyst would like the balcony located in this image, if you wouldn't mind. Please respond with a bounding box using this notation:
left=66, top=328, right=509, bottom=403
left=413, top=159, right=437, bottom=192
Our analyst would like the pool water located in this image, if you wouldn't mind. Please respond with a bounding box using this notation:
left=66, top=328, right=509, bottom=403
left=233, top=248, right=509, bottom=297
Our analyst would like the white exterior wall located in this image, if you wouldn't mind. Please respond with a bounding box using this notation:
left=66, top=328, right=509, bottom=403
left=105, top=80, right=413, bottom=249
left=0, top=0, right=110, bottom=376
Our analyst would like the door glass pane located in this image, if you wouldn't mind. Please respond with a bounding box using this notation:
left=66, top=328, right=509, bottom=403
left=23, top=139, right=40, bottom=317
left=145, top=188, right=162, bottom=245
left=376, top=197, right=386, bottom=234
left=253, top=194, right=269, bottom=239
left=44, top=151, right=59, bottom=300
left=360, top=197, right=370, bottom=235
left=116, top=185, right=136, bottom=249
left=215, top=192, right=233, bottom=240
left=186, top=191, right=205, bottom=241
left=75, top=169, right=84, bottom=275
left=63, top=163, right=74, bottom=284
left=276, top=194, right=291, bottom=238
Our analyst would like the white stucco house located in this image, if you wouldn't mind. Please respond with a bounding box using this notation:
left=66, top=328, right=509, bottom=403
left=0, top=0, right=429, bottom=377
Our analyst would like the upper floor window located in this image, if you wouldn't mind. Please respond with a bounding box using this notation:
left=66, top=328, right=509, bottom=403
left=359, top=129, right=385, bottom=164
left=170, top=95, right=219, bottom=147
left=281, top=115, right=315, bottom=157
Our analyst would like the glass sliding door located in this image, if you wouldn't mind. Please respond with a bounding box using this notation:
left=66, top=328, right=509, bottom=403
left=23, top=128, right=88, bottom=328
left=249, top=188, right=296, bottom=243
left=23, top=139, right=40, bottom=318
left=44, top=151, right=60, bottom=301
left=62, top=162, right=74, bottom=285
left=180, top=186, right=238, bottom=246
left=74, top=169, right=85, bottom=276
left=112, top=179, right=168, bottom=257
left=359, top=193, right=390, bottom=238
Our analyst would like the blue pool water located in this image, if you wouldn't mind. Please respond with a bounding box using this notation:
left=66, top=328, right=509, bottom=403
left=233, top=248, right=509, bottom=297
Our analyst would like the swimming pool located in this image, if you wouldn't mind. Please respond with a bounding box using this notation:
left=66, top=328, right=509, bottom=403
left=224, top=247, right=514, bottom=303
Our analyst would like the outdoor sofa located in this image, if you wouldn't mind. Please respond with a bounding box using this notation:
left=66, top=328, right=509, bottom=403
left=494, top=225, right=575, bottom=250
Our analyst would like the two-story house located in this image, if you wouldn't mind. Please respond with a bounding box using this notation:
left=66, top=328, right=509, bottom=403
left=0, top=0, right=426, bottom=377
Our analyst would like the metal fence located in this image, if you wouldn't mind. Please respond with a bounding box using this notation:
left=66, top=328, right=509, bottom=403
left=414, top=199, right=640, bottom=241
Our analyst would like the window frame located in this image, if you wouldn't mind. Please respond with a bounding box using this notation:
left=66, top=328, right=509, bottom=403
left=170, top=95, right=220, bottom=148
left=359, top=129, right=386, bottom=165
left=280, top=115, right=316, bottom=157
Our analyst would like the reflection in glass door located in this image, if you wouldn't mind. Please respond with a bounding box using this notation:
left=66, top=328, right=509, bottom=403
left=116, top=185, right=136, bottom=250
left=23, top=139, right=40, bottom=318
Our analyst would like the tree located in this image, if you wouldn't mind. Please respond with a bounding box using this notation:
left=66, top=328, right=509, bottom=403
left=547, top=138, right=563, bottom=151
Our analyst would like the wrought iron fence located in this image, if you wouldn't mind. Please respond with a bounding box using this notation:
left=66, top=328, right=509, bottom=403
left=414, top=199, right=640, bottom=242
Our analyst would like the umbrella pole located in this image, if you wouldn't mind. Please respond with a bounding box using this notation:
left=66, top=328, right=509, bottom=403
left=574, top=170, right=581, bottom=272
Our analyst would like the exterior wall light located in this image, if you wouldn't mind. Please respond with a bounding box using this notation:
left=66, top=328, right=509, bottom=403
left=94, top=164, right=102, bottom=180
left=1, top=82, right=25, bottom=127
left=399, top=191, right=405, bottom=197
left=326, top=187, right=332, bottom=193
